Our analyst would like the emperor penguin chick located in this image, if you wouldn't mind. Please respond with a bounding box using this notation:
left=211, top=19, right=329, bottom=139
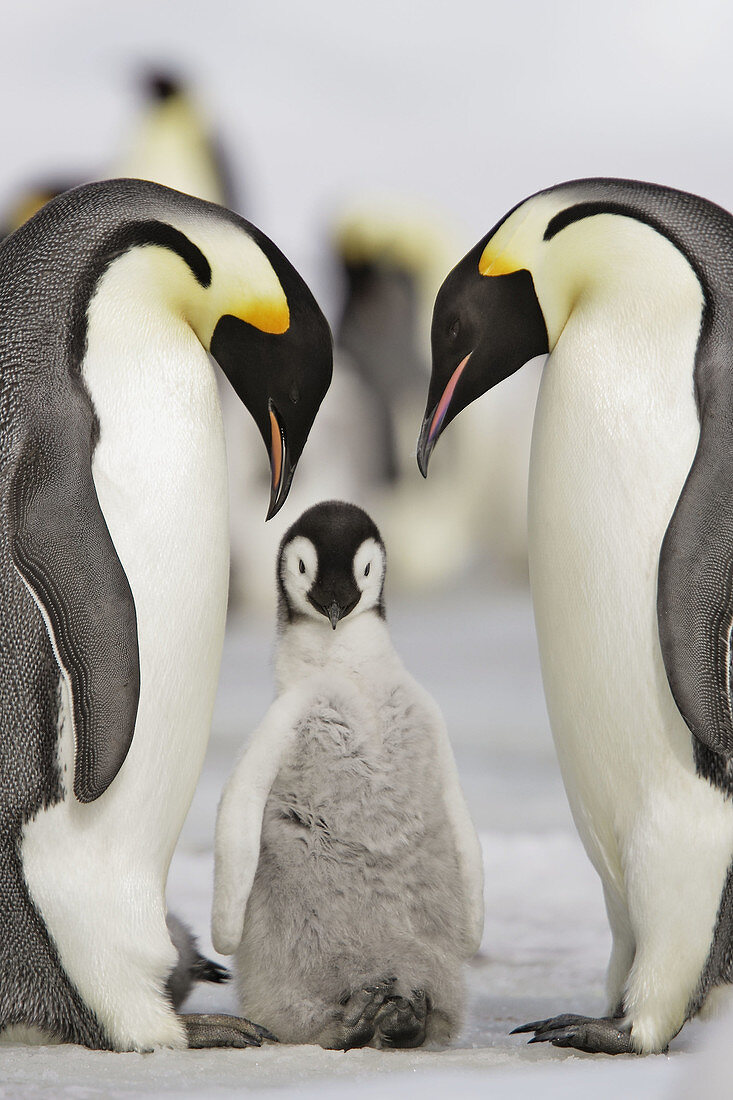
left=213, top=501, right=484, bottom=1048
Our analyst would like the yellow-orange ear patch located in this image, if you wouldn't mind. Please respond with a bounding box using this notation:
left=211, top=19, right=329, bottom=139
left=238, top=298, right=290, bottom=334
left=478, top=245, right=520, bottom=277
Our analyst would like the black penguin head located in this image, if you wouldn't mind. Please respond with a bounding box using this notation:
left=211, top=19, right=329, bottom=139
left=143, top=70, right=183, bottom=102
left=277, top=501, right=386, bottom=630
left=416, top=236, right=548, bottom=475
left=208, top=228, right=333, bottom=519
left=29, top=180, right=333, bottom=521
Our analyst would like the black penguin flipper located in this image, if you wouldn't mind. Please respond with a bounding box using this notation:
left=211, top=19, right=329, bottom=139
left=657, top=425, right=733, bottom=761
left=9, top=404, right=140, bottom=803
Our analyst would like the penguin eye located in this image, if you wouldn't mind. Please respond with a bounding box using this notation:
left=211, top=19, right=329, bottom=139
left=448, top=318, right=460, bottom=340
left=298, top=559, right=306, bottom=575
left=364, top=562, right=370, bottom=577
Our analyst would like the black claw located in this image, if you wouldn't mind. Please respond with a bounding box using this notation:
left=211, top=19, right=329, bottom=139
left=511, top=1013, right=593, bottom=1035
left=193, top=958, right=231, bottom=985
left=250, top=1023, right=279, bottom=1043
left=512, top=1012, right=632, bottom=1055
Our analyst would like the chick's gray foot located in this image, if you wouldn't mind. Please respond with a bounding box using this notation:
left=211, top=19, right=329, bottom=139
left=182, top=1012, right=278, bottom=1049
left=512, top=1013, right=633, bottom=1055
left=328, top=977, right=396, bottom=1050
left=377, top=988, right=429, bottom=1048
left=328, top=978, right=429, bottom=1050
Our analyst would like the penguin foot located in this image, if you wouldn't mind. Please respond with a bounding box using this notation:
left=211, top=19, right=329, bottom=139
left=182, top=1012, right=278, bottom=1049
left=511, top=1013, right=633, bottom=1055
left=329, top=976, right=396, bottom=1049
left=328, top=978, right=429, bottom=1050
left=377, top=989, right=429, bottom=1049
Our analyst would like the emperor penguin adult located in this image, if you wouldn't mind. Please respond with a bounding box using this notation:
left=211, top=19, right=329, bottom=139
left=417, top=177, right=733, bottom=1055
left=0, top=177, right=331, bottom=1050
left=213, top=501, right=484, bottom=1048
left=118, top=70, right=237, bottom=209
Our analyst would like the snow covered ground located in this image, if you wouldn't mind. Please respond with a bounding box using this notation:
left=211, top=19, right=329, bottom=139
left=0, top=583, right=711, bottom=1098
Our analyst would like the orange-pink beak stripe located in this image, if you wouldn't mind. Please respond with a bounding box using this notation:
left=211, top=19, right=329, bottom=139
left=269, top=406, right=283, bottom=494
left=428, top=352, right=472, bottom=446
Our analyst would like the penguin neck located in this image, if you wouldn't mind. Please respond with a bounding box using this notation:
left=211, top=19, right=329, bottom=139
left=77, top=214, right=289, bottom=363
left=527, top=211, right=704, bottom=509
left=81, top=242, right=228, bottom=509
left=81, top=244, right=216, bottom=408
left=532, top=211, right=705, bottom=350
left=274, top=611, right=397, bottom=693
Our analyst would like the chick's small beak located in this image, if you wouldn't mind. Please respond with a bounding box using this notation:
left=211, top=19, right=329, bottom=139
left=417, top=351, right=472, bottom=477
left=266, top=401, right=295, bottom=520
left=327, top=601, right=342, bottom=630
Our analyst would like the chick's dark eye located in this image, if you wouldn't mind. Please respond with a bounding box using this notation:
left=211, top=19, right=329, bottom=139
left=364, top=562, right=370, bottom=577
left=298, top=560, right=305, bottom=574
left=449, top=318, right=460, bottom=340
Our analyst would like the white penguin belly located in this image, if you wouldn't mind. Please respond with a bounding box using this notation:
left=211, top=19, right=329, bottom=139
left=82, top=339, right=229, bottom=860
left=528, top=275, right=733, bottom=905
left=20, top=258, right=230, bottom=1048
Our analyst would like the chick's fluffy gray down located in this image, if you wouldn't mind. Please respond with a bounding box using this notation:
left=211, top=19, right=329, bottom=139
left=235, top=677, right=471, bottom=1046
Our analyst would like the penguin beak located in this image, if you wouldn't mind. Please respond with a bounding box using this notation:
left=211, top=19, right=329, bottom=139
left=308, top=591, right=357, bottom=627
left=308, top=596, right=347, bottom=628
left=416, top=351, right=472, bottom=477
left=266, top=401, right=295, bottom=520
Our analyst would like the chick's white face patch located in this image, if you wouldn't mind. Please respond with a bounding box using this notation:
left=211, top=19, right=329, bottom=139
left=281, top=536, right=319, bottom=619
left=352, top=538, right=385, bottom=614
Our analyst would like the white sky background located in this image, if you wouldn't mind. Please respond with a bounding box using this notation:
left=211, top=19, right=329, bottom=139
left=4, top=0, right=733, bottom=313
